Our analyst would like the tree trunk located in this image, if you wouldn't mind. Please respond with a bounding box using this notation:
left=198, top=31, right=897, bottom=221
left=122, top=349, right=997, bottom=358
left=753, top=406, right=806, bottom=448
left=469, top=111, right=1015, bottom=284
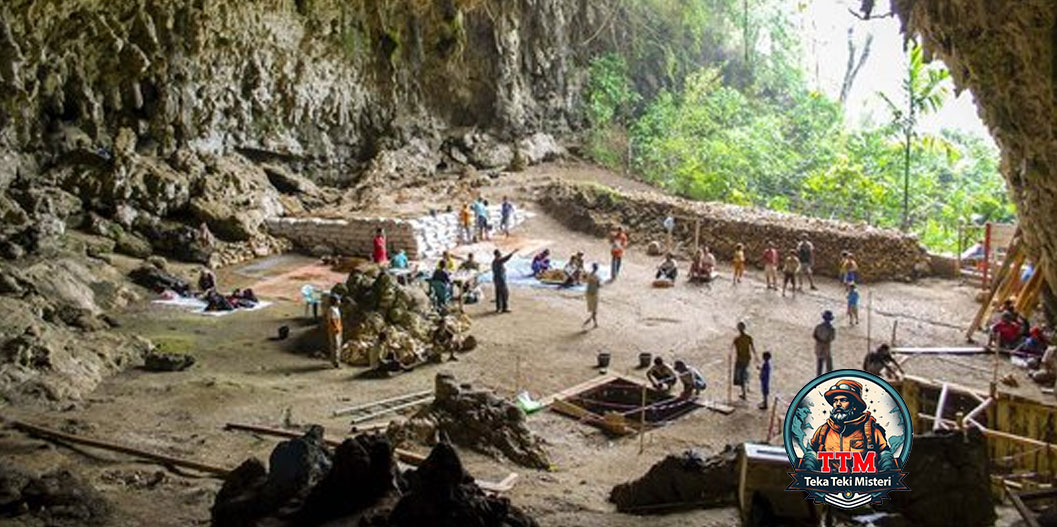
left=839, top=29, right=874, bottom=105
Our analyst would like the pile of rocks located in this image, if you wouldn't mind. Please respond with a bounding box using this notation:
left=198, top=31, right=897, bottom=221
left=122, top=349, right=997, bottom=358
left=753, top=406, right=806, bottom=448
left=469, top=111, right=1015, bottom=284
left=388, top=373, right=550, bottom=470
left=212, top=426, right=537, bottom=527
left=609, top=447, right=738, bottom=513
left=0, top=461, right=111, bottom=525
left=540, top=181, right=933, bottom=282
left=335, top=271, right=473, bottom=367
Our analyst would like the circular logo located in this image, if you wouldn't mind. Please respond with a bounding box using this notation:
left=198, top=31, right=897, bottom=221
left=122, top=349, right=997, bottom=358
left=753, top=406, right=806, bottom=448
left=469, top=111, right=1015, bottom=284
left=783, top=370, right=912, bottom=509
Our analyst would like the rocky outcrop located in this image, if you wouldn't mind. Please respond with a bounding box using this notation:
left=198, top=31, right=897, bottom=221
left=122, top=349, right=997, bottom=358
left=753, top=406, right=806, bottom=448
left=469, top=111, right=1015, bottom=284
left=884, top=0, right=1057, bottom=313
left=609, top=447, right=738, bottom=513
left=540, top=181, right=932, bottom=281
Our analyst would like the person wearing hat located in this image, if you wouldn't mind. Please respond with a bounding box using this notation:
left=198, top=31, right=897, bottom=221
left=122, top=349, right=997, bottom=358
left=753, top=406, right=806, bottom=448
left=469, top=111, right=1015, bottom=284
left=323, top=293, right=344, bottom=369
left=813, top=311, right=837, bottom=375
left=646, top=357, right=678, bottom=393
left=806, top=379, right=897, bottom=472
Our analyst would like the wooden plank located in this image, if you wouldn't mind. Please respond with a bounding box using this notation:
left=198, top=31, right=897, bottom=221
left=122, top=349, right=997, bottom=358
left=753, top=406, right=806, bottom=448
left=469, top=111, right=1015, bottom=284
left=550, top=399, right=634, bottom=435
left=537, top=374, right=618, bottom=407
left=478, top=472, right=519, bottom=494
left=1005, top=480, right=1043, bottom=527
left=703, top=400, right=735, bottom=415
left=14, top=420, right=230, bottom=477
left=891, top=347, right=989, bottom=355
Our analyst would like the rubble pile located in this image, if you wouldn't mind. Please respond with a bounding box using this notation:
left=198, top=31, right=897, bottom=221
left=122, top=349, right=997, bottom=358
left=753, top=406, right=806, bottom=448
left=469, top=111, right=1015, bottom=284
left=211, top=427, right=537, bottom=527
left=389, top=373, right=550, bottom=470
left=609, top=447, right=738, bottom=513
left=336, top=271, right=473, bottom=367
left=886, top=429, right=995, bottom=526
left=540, top=181, right=932, bottom=282
left=0, top=461, right=111, bottom=525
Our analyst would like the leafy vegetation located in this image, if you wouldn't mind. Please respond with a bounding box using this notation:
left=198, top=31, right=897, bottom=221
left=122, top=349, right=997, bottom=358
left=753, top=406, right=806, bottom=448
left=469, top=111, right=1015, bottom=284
left=582, top=1, right=1014, bottom=253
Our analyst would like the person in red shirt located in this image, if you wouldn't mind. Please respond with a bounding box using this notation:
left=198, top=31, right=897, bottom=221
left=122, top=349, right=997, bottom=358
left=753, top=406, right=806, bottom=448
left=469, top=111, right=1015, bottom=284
left=609, top=226, right=628, bottom=282
left=762, top=240, right=779, bottom=290
left=991, top=311, right=1023, bottom=350
left=372, top=228, right=388, bottom=264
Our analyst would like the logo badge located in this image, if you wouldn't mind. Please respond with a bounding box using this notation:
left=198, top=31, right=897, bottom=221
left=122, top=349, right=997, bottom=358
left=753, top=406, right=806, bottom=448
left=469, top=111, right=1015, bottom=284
left=783, top=370, right=911, bottom=509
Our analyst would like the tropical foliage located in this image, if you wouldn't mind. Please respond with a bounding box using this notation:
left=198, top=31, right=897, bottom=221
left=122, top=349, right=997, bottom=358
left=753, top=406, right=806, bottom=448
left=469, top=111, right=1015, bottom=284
left=582, top=1, right=1014, bottom=252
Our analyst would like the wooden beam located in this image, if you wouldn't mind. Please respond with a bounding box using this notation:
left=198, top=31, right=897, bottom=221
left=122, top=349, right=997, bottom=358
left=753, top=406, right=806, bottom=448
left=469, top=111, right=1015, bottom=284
left=967, top=235, right=1022, bottom=340
left=537, top=374, right=618, bottom=407
left=1005, top=480, right=1043, bottom=527
left=933, top=383, right=950, bottom=432
left=13, top=420, right=230, bottom=477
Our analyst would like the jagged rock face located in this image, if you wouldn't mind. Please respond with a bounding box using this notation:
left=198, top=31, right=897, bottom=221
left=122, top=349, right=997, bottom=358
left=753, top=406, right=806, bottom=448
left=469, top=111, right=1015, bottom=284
left=0, top=0, right=592, bottom=184
left=887, top=1, right=1057, bottom=304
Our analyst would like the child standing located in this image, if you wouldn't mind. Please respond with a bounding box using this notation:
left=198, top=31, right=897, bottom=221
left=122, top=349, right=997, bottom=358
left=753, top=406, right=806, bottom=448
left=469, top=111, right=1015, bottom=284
left=847, top=283, right=860, bottom=326
left=758, top=351, right=772, bottom=410
left=762, top=241, right=779, bottom=290
left=732, top=243, right=746, bottom=285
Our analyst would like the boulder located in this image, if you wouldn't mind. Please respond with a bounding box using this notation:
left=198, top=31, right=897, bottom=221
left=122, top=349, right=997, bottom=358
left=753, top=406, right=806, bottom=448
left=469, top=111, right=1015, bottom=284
left=143, top=351, right=195, bottom=372
left=189, top=158, right=284, bottom=241
left=609, top=447, right=738, bottom=513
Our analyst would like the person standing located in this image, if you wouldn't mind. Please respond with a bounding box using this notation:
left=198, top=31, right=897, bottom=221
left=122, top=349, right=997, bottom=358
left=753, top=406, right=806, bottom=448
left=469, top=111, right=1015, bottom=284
left=813, top=311, right=836, bottom=375
left=491, top=248, right=517, bottom=313
left=732, top=321, right=758, bottom=400
left=732, top=243, right=746, bottom=285
left=797, top=238, right=817, bottom=291
left=500, top=196, right=515, bottom=237
left=609, top=226, right=628, bottom=282
left=663, top=213, right=676, bottom=252
left=372, top=228, right=388, bottom=264
left=758, top=351, right=772, bottom=410
left=583, top=263, right=601, bottom=329
left=459, top=203, right=473, bottom=244
left=762, top=241, right=779, bottom=290
left=324, top=294, right=343, bottom=368
left=847, top=283, right=860, bottom=326
left=782, top=251, right=800, bottom=297
left=845, top=252, right=860, bottom=289
left=473, top=197, right=488, bottom=242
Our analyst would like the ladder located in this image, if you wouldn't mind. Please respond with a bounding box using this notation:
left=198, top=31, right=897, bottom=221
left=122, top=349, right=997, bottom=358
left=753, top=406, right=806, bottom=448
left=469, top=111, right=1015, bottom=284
left=332, top=390, right=434, bottom=424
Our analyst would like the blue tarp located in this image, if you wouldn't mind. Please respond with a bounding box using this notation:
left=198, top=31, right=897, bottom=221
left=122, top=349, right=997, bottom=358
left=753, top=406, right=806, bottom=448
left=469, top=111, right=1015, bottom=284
left=478, top=257, right=610, bottom=293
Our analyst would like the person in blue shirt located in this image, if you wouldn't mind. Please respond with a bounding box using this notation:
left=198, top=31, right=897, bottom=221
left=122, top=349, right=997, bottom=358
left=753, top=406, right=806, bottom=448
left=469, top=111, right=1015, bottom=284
left=473, top=198, right=489, bottom=241
left=390, top=249, right=409, bottom=269
left=758, top=351, right=772, bottom=410
left=847, top=283, right=860, bottom=326
left=500, top=196, right=515, bottom=237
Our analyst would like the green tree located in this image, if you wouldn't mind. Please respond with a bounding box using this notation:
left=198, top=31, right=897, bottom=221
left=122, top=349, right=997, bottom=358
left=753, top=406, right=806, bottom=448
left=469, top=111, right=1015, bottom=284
left=878, top=43, right=950, bottom=231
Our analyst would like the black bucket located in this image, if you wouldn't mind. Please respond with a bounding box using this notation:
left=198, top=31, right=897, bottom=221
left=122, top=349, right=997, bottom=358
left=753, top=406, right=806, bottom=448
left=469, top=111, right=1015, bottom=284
left=638, top=352, right=652, bottom=368
left=278, top=325, right=290, bottom=340
left=597, top=352, right=611, bottom=368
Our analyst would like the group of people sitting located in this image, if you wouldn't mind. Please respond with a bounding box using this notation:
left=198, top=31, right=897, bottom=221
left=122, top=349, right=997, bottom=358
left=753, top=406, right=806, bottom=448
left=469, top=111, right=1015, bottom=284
left=197, top=268, right=260, bottom=312
left=428, top=251, right=484, bottom=311
left=646, top=356, right=707, bottom=400
left=653, top=247, right=718, bottom=283
left=531, top=249, right=588, bottom=287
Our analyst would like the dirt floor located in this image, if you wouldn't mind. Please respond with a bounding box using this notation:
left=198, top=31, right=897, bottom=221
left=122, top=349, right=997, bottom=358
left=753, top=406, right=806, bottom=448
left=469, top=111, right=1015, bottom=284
left=0, top=162, right=1034, bottom=526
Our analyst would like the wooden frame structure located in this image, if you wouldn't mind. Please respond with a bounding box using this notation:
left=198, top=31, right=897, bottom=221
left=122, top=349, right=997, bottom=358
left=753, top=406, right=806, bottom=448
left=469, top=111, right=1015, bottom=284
left=893, top=375, right=1057, bottom=482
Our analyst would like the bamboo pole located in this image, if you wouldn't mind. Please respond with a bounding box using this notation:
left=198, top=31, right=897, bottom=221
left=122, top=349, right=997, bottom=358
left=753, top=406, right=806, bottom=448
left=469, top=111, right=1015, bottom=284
left=12, top=420, right=230, bottom=477
left=727, top=349, right=733, bottom=405
left=638, top=384, right=647, bottom=455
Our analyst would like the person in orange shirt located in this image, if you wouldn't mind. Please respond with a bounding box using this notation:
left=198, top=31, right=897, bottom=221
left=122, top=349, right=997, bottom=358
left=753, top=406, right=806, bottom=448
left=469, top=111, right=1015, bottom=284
left=609, top=226, right=628, bottom=281
left=807, top=379, right=897, bottom=471
left=732, top=243, right=746, bottom=285
left=458, top=204, right=473, bottom=244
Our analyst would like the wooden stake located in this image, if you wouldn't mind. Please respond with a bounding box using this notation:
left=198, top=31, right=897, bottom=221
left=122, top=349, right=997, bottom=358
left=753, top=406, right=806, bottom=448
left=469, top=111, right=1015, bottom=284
left=638, top=384, right=647, bottom=455
left=11, top=420, right=230, bottom=477
left=726, top=349, right=733, bottom=405
left=867, top=291, right=873, bottom=353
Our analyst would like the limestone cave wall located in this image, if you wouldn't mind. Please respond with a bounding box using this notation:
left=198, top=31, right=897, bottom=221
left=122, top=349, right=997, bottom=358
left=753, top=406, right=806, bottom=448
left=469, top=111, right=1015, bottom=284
left=885, top=0, right=1057, bottom=314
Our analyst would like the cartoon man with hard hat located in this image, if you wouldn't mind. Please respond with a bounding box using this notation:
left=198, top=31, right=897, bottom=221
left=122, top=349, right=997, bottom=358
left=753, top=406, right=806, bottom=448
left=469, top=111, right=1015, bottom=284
left=807, top=379, right=898, bottom=472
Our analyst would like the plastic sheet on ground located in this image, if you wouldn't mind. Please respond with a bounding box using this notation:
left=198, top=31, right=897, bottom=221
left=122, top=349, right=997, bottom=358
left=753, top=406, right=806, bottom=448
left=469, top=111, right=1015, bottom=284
left=152, top=296, right=273, bottom=317
left=477, top=257, right=609, bottom=293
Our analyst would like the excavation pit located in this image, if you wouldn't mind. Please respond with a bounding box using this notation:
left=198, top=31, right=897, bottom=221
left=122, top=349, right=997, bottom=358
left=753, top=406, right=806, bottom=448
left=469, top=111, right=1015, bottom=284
left=552, top=376, right=701, bottom=435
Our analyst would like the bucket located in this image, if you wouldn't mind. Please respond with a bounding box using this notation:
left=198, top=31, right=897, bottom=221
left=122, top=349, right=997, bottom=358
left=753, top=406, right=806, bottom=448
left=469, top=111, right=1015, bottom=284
left=638, top=352, right=652, bottom=368
left=277, top=325, right=290, bottom=340
left=597, top=352, right=611, bottom=368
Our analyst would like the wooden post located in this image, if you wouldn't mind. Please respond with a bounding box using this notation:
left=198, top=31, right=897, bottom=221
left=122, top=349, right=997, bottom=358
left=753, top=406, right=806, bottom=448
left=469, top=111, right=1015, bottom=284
left=891, top=320, right=899, bottom=347
left=867, top=291, right=873, bottom=353
left=639, top=384, right=647, bottom=454
left=983, top=222, right=992, bottom=289
left=727, top=349, right=733, bottom=405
